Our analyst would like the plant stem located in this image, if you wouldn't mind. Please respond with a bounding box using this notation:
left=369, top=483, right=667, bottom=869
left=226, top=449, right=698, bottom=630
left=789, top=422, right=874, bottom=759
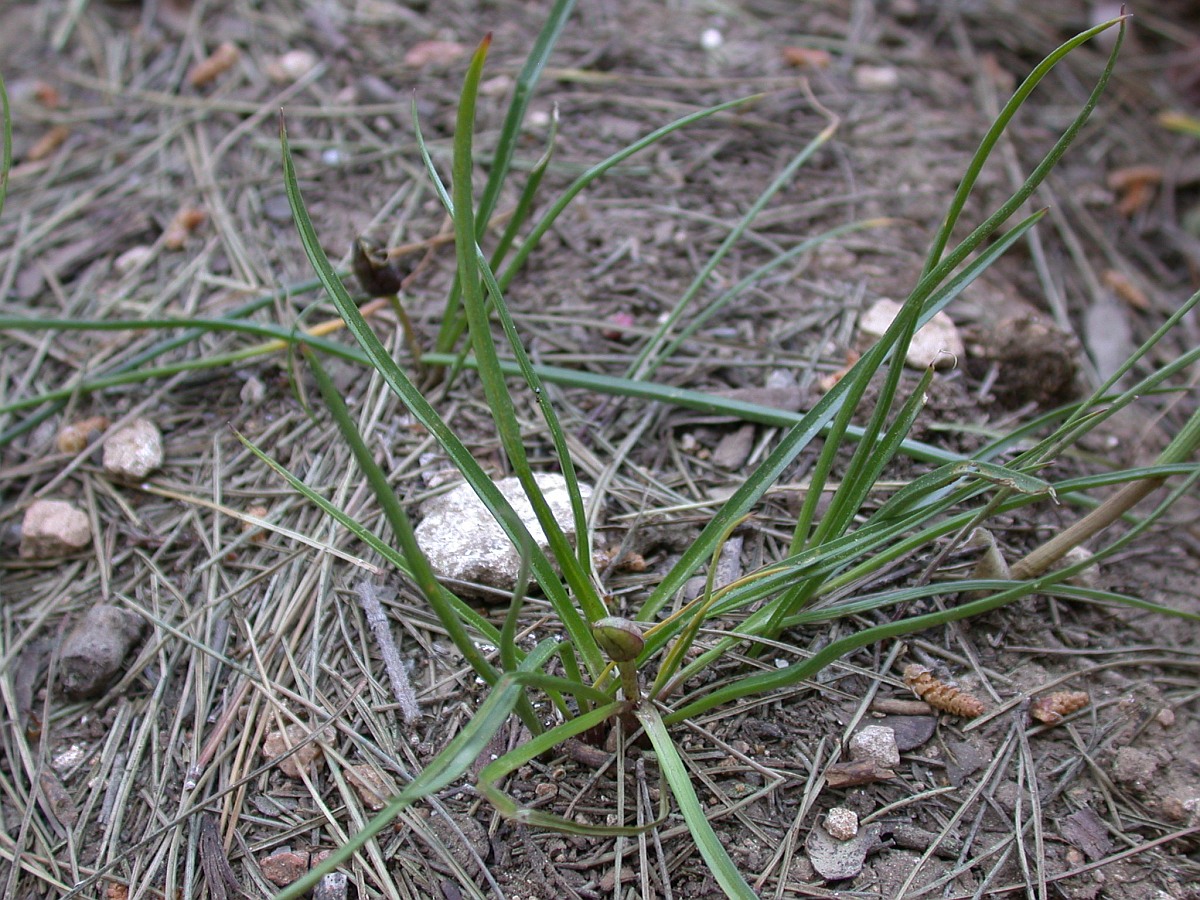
left=1011, top=406, right=1200, bottom=579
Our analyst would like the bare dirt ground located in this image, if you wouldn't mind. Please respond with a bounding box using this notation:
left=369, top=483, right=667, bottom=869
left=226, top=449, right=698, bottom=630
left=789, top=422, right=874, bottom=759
left=2, top=1, right=1200, bottom=898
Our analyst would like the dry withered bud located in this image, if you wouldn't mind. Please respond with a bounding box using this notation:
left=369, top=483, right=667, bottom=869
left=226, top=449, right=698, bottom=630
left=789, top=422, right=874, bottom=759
left=352, top=237, right=405, bottom=296
left=903, top=664, right=986, bottom=718
left=163, top=207, right=205, bottom=249
left=1030, top=690, right=1089, bottom=726
left=57, top=415, right=110, bottom=453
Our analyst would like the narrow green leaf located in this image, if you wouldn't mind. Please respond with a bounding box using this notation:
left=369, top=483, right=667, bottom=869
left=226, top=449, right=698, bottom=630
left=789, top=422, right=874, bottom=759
left=637, top=705, right=759, bottom=899
left=923, top=14, right=1125, bottom=273
left=279, top=115, right=595, bottom=661
left=232, top=430, right=505, bottom=651
left=305, top=351, right=530, bottom=695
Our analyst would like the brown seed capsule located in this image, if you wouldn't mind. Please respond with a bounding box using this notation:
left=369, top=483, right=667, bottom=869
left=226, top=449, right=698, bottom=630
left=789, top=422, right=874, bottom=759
left=1030, top=690, right=1089, bottom=726
left=352, top=237, right=405, bottom=296
left=903, top=664, right=986, bottom=718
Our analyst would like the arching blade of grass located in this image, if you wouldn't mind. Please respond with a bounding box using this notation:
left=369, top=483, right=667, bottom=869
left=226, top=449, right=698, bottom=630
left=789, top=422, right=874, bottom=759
left=0, top=312, right=961, bottom=465
left=1011, top=404, right=1200, bottom=579
left=637, top=703, right=759, bottom=900
left=923, top=13, right=1126, bottom=273
left=0, top=272, right=346, bottom=443
left=476, top=700, right=668, bottom=836
left=279, top=112, right=606, bottom=675
left=763, top=20, right=1125, bottom=624
left=762, top=364, right=936, bottom=633
left=231, top=431, right=506, bottom=659
left=635, top=208, right=1045, bottom=625
left=302, top=350, right=558, bottom=729
left=873, top=460, right=1056, bottom=523
left=664, top=459, right=1200, bottom=726
left=438, top=37, right=606, bottom=633
left=433, top=0, right=577, bottom=354
left=648, top=442, right=1198, bottom=690
left=274, top=642, right=600, bottom=900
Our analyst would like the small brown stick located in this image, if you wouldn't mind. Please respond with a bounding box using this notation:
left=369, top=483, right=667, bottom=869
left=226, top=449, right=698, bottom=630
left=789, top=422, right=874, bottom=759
left=1010, top=476, right=1165, bottom=579
left=870, top=697, right=936, bottom=716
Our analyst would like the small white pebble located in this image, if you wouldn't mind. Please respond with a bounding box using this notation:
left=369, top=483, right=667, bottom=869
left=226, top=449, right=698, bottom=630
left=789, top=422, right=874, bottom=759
left=52, top=744, right=90, bottom=772
left=853, top=65, right=901, bottom=91
left=849, top=725, right=901, bottom=769
left=700, top=28, right=724, bottom=50
left=103, top=418, right=163, bottom=480
left=114, top=245, right=154, bottom=274
left=267, top=48, right=318, bottom=83
left=824, top=807, right=859, bottom=841
left=240, top=375, right=266, bottom=405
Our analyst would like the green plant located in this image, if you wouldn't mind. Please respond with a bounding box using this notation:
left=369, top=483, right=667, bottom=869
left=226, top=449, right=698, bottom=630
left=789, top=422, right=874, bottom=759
left=2, top=8, right=1198, bottom=898
left=249, top=12, right=1200, bottom=898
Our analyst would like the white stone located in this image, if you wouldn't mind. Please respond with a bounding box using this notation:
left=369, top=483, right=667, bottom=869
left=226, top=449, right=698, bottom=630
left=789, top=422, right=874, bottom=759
left=103, top=418, right=163, bottom=480
left=849, top=725, right=901, bottom=769
left=853, top=65, right=900, bottom=91
left=114, top=245, right=154, bottom=274
left=267, top=49, right=318, bottom=83
left=824, top=807, right=859, bottom=841
left=858, top=298, right=965, bottom=370
left=20, top=499, right=91, bottom=558
left=415, top=473, right=593, bottom=597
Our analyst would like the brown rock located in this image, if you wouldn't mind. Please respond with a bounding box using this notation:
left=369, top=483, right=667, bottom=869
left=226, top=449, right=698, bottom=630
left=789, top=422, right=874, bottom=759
left=20, top=499, right=91, bottom=558
left=1110, top=747, right=1158, bottom=791
left=56, top=415, right=110, bottom=453
left=824, top=807, right=859, bottom=841
left=969, top=314, right=1079, bottom=409
left=259, top=850, right=312, bottom=886
left=346, top=764, right=393, bottom=810
left=849, top=725, right=900, bottom=769
left=59, top=605, right=146, bottom=698
left=263, top=724, right=327, bottom=779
